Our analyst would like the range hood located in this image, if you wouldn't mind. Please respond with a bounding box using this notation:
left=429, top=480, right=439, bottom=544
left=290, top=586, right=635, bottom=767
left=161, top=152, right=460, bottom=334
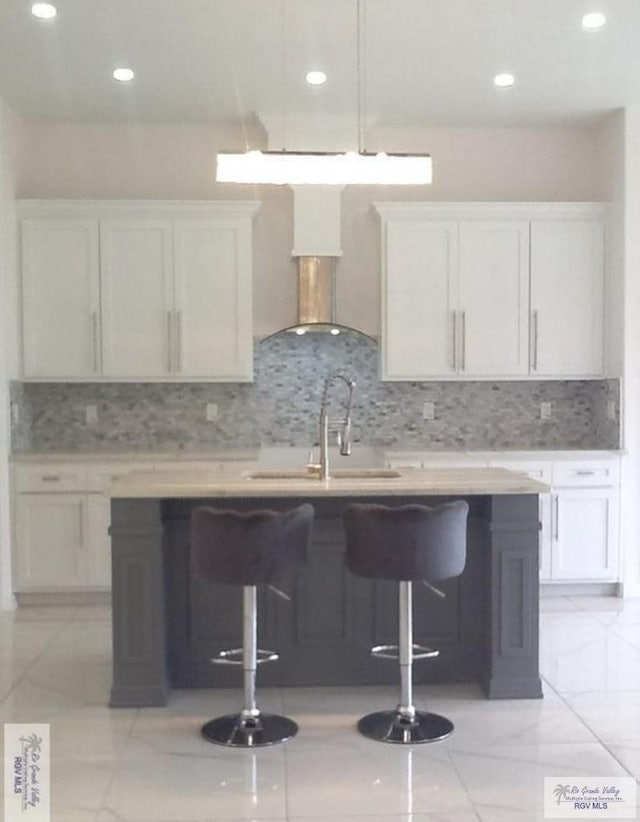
left=268, top=186, right=374, bottom=341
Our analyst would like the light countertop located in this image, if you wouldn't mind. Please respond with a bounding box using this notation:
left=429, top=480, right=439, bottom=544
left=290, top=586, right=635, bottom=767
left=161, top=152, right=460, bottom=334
left=106, top=466, right=549, bottom=499
left=10, top=447, right=623, bottom=464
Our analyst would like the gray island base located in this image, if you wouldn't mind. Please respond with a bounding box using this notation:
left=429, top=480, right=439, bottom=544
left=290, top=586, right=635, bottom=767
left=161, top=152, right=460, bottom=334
left=107, top=468, right=546, bottom=708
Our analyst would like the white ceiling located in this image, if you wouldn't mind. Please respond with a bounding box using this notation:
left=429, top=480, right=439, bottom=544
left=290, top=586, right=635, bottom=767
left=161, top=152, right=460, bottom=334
left=1, top=0, right=639, bottom=132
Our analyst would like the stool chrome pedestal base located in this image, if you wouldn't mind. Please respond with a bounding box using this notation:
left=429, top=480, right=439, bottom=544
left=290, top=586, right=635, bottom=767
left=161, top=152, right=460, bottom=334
left=201, top=713, right=298, bottom=747
left=357, top=710, right=454, bottom=745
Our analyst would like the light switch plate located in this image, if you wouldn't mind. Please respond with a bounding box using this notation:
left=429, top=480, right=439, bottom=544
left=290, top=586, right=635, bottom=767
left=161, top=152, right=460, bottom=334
left=607, top=400, right=616, bottom=421
left=206, top=403, right=218, bottom=422
left=85, top=404, right=98, bottom=424
left=540, top=401, right=552, bottom=421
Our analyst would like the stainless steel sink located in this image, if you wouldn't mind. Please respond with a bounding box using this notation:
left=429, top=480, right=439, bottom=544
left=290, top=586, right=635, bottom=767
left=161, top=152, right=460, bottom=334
left=247, top=468, right=401, bottom=480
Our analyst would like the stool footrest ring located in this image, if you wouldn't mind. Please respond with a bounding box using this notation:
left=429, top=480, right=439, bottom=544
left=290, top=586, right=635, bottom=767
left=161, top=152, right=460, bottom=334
left=212, top=647, right=280, bottom=665
left=370, top=643, right=439, bottom=661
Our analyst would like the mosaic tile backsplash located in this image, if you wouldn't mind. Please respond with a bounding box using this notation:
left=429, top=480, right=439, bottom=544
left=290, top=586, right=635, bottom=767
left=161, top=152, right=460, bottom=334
left=10, top=332, right=620, bottom=453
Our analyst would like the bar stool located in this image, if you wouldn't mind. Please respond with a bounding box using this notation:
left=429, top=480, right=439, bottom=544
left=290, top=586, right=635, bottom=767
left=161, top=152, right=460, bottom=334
left=190, top=503, right=314, bottom=747
left=343, top=500, right=468, bottom=744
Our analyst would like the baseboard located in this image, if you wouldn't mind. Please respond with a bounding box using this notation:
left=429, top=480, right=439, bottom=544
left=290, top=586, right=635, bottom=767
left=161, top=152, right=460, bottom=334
left=15, top=590, right=112, bottom=607
left=539, top=582, right=620, bottom=597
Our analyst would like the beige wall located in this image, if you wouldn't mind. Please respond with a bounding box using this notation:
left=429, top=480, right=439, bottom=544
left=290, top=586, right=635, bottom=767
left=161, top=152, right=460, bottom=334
left=621, top=107, right=640, bottom=596
left=0, top=98, right=21, bottom=610
left=595, top=112, right=625, bottom=378
left=17, top=121, right=607, bottom=337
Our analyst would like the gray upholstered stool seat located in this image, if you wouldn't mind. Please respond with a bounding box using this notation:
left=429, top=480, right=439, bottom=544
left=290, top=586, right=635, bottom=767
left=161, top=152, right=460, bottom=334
left=343, top=501, right=468, bottom=744
left=191, top=503, right=314, bottom=747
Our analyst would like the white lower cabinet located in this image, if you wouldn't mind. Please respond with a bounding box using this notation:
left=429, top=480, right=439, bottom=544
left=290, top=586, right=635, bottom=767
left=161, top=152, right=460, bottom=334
left=550, top=488, right=619, bottom=581
left=11, top=457, right=257, bottom=595
left=14, top=493, right=94, bottom=591
left=13, top=462, right=125, bottom=594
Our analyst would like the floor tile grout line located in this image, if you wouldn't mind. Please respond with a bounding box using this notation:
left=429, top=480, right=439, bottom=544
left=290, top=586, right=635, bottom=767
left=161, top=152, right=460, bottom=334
left=540, top=628, right=639, bottom=781
left=0, top=618, right=71, bottom=708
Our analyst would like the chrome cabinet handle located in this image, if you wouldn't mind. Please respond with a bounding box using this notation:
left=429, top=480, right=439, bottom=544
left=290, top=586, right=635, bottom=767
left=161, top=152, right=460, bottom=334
left=532, top=310, right=539, bottom=371
left=452, top=311, right=458, bottom=371
left=167, top=311, right=173, bottom=372
left=462, top=310, right=466, bottom=370
left=175, top=310, right=182, bottom=371
left=554, top=495, right=559, bottom=541
left=576, top=469, right=595, bottom=476
left=92, top=312, right=99, bottom=373
left=41, top=475, right=61, bottom=482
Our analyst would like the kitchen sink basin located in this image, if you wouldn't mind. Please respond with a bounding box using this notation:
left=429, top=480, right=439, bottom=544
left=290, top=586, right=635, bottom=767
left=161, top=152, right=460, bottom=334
left=247, top=468, right=402, bottom=480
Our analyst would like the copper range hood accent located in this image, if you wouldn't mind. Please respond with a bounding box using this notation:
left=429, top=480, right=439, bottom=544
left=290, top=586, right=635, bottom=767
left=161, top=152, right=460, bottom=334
left=297, top=256, right=336, bottom=327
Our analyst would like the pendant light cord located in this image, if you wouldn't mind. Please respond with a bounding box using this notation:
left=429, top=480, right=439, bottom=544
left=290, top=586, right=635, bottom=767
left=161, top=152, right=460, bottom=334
left=357, top=0, right=365, bottom=154
left=281, top=0, right=286, bottom=151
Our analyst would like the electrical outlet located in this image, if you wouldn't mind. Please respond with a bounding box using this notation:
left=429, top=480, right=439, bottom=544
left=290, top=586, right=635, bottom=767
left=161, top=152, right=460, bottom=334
left=607, top=400, right=616, bottom=421
left=85, top=404, right=98, bottom=424
left=205, top=403, right=218, bottom=422
left=540, top=401, right=552, bottom=421
left=422, top=401, right=435, bottom=420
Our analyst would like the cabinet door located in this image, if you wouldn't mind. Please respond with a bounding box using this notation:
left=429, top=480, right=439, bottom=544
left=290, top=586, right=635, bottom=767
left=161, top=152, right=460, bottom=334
left=552, top=489, right=619, bottom=581
left=22, top=219, right=100, bottom=378
left=530, top=220, right=604, bottom=376
left=100, top=219, right=174, bottom=378
left=382, top=220, right=457, bottom=379
left=14, top=494, right=89, bottom=591
left=173, top=219, right=253, bottom=380
left=458, top=221, right=529, bottom=376
left=86, top=495, right=111, bottom=589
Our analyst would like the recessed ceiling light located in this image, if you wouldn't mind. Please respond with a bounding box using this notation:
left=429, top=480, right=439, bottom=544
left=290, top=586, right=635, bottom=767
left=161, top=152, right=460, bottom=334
left=113, top=68, right=135, bottom=83
left=306, top=70, right=327, bottom=86
left=582, top=11, right=607, bottom=31
left=31, top=3, right=57, bottom=19
left=494, top=73, right=515, bottom=88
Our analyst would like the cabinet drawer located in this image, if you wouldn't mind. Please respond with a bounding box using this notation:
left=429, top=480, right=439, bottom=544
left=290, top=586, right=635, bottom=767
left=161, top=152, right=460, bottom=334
left=488, top=460, right=551, bottom=485
left=86, top=462, right=155, bottom=493
left=552, top=460, right=619, bottom=488
left=14, top=464, right=88, bottom=493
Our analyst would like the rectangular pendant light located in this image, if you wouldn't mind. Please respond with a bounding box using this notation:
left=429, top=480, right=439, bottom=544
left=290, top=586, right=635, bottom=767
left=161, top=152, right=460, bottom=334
left=216, top=150, right=432, bottom=185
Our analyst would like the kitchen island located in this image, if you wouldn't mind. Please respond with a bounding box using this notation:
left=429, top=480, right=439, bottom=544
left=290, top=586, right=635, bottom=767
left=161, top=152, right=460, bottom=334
left=107, top=467, right=547, bottom=707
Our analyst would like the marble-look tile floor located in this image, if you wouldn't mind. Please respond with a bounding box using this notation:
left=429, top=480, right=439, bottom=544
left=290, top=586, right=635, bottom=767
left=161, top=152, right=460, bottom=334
left=0, top=597, right=639, bottom=822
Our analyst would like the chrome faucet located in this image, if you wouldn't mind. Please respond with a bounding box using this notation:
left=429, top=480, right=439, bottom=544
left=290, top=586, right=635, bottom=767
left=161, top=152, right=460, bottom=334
left=317, top=373, right=356, bottom=480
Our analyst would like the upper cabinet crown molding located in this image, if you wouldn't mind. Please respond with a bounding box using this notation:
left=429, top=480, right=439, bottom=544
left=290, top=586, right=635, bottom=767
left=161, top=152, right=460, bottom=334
left=17, top=199, right=261, bottom=220
left=373, top=201, right=607, bottom=222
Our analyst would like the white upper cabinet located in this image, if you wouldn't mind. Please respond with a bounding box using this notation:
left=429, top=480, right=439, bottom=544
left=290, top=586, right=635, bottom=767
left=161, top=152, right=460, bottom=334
left=19, top=201, right=259, bottom=381
left=100, top=219, right=174, bottom=378
left=22, top=219, right=101, bottom=379
left=376, top=202, right=606, bottom=381
left=457, top=221, right=529, bottom=376
left=173, top=219, right=253, bottom=380
left=383, top=220, right=457, bottom=379
left=530, top=218, right=604, bottom=377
